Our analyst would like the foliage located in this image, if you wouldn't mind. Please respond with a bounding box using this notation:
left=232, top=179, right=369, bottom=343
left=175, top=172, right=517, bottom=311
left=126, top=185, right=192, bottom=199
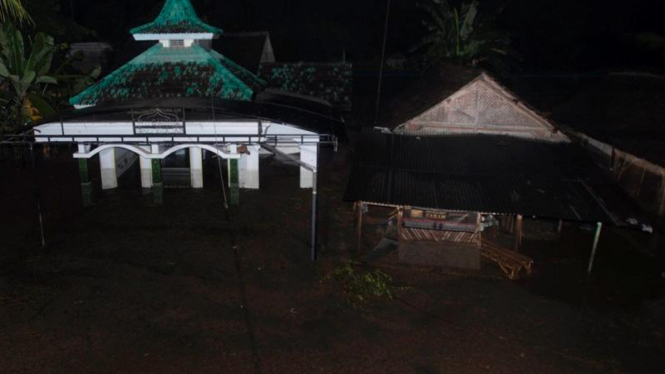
left=0, top=23, right=57, bottom=132
left=0, top=0, right=31, bottom=25
left=22, top=0, right=95, bottom=43
left=413, top=0, right=518, bottom=73
left=0, top=23, right=100, bottom=133
left=324, top=261, right=393, bottom=308
left=632, top=32, right=665, bottom=60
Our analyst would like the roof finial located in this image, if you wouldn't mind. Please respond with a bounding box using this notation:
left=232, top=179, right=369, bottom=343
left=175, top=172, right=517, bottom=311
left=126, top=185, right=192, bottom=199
left=130, top=0, right=222, bottom=41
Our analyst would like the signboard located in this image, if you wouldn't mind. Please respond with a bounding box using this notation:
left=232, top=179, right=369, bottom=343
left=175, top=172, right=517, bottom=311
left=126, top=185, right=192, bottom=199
left=403, top=209, right=478, bottom=233
left=135, top=108, right=185, bottom=135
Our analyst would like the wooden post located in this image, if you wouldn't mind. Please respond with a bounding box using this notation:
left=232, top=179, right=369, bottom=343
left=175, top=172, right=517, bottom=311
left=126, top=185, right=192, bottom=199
left=660, top=173, right=665, bottom=216
left=356, top=202, right=364, bottom=251
left=557, top=220, right=564, bottom=234
left=476, top=213, right=482, bottom=247
left=229, top=159, right=239, bottom=206
left=587, top=222, right=603, bottom=274
left=514, top=214, right=523, bottom=252
left=397, top=208, right=403, bottom=241
left=152, top=159, right=163, bottom=205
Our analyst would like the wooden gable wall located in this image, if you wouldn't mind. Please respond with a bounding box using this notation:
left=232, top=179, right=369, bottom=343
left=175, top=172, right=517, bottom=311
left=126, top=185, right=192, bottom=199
left=395, top=74, right=568, bottom=142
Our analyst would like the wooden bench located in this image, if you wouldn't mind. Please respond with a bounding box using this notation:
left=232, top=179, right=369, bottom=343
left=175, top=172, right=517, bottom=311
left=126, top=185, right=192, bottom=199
left=481, top=240, right=533, bottom=280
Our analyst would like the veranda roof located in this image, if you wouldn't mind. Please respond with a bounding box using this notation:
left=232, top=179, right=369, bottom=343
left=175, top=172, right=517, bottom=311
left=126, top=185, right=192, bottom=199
left=37, top=96, right=345, bottom=141
left=345, top=132, right=650, bottom=229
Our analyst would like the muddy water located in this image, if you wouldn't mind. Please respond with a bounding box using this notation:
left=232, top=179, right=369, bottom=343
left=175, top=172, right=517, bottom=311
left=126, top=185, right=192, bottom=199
left=518, top=219, right=664, bottom=310
left=2, top=146, right=665, bottom=373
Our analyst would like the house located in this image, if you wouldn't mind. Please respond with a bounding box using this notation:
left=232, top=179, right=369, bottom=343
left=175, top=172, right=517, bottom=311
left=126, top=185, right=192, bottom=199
left=213, top=31, right=276, bottom=74
left=212, top=31, right=353, bottom=111
left=30, top=0, right=344, bottom=260
left=547, top=72, right=665, bottom=216
left=345, top=63, right=650, bottom=274
left=345, top=131, right=649, bottom=274
left=69, top=42, right=113, bottom=73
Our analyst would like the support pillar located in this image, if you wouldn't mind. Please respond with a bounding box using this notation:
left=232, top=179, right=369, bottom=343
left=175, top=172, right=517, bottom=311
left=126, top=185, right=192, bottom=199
left=28, top=144, right=46, bottom=249
left=99, top=148, right=117, bottom=190
left=77, top=144, right=92, bottom=207
left=311, top=169, right=318, bottom=261
left=229, top=159, right=239, bottom=206
left=151, top=144, right=163, bottom=205
left=190, top=147, right=203, bottom=189
left=239, top=145, right=260, bottom=189
left=139, top=145, right=152, bottom=189
left=299, top=144, right=318, bottom=188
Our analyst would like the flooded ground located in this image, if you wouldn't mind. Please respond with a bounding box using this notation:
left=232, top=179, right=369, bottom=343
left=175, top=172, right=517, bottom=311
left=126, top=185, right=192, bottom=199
left=1, top=142, right=664, bottom=373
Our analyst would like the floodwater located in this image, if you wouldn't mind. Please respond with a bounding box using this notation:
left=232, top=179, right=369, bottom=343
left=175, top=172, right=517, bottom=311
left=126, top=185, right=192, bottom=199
left=1, top=145, right=664, bottom=373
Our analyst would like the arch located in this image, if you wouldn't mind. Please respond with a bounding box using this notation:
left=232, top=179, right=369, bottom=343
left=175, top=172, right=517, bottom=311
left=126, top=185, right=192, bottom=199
left=73, top=143, right=241, bottom=160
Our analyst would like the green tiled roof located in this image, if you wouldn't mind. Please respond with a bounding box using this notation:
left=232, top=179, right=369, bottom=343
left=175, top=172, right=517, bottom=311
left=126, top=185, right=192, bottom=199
left=130, top=0, right=221, bottom=35
left=258, top=62, right=353, bottom=110
left=70, top=44, right=265, bottom=106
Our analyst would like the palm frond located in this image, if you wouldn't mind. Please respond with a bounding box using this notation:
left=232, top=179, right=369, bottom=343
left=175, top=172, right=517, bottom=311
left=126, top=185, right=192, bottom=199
left=0, top=0, right=32, bottom=25
left=632, top=32, right=665, bottom=56
left=414, top=0, right=519, bottom=74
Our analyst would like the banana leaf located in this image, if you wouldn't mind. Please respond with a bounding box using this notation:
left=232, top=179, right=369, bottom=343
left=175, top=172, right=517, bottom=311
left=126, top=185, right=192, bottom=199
left=26, top=92, right=55, bottom=119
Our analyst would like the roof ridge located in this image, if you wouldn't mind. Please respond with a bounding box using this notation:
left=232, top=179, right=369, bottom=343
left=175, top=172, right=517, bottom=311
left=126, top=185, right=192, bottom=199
left=222, top=31, right=270, bottom=37
left=208, top=49, right=267, bottom=87
left=197, top=46, right=253, bottom=100
left=609, top=71, right=665, bottom=80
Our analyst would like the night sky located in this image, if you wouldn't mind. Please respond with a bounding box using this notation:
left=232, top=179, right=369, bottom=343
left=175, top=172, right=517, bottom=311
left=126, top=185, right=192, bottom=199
left=58, top=0, right=665, bottom=72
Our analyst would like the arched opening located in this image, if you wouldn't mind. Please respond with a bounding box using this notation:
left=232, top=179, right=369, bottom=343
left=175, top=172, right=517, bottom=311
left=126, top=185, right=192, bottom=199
left=162, top=149, right=191, bottom=188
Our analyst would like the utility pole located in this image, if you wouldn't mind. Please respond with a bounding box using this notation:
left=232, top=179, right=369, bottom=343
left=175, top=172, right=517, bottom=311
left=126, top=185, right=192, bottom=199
left=374, top=0, right=392, bottom=126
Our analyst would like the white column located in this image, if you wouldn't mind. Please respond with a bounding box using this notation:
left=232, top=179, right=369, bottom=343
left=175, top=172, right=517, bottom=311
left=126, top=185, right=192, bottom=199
left=299, top=144, right=318, bottom=189
left=190, top=147, right=203, bottom=189
left=139, top=145, right=152, bottom=188
left=99, top=148, right=117, bottom=190
left=239, top=145, right=260, bottom=189
left=78, top=144, right=91, bottom=154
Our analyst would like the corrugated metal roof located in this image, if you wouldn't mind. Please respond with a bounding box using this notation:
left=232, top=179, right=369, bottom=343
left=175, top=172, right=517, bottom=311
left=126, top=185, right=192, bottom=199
left=345, top=132, right=649, bottom=226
